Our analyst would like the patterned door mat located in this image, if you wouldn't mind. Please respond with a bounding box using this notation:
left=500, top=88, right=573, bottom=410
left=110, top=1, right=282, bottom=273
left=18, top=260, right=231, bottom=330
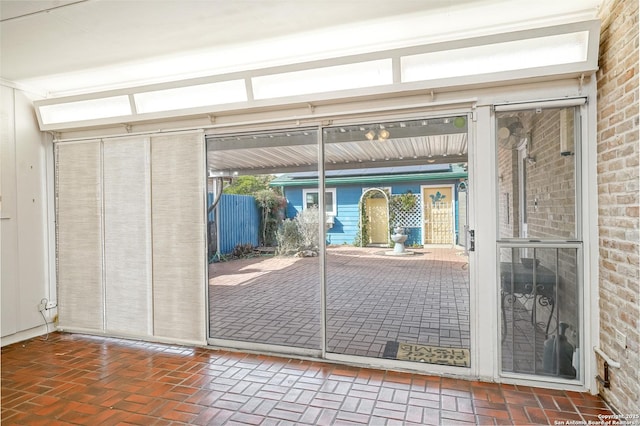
left=383, top=341, right=470, bottom=367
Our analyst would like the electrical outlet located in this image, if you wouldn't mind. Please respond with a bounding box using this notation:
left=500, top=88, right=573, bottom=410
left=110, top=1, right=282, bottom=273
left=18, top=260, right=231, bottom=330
left=46, top=301, right=57, bottom=309
left=614, top=328, right=627, bottom=349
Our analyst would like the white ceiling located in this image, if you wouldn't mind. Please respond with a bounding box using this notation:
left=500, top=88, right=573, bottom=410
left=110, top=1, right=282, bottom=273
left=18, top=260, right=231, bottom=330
left=1, top=0, right=602, bottom=98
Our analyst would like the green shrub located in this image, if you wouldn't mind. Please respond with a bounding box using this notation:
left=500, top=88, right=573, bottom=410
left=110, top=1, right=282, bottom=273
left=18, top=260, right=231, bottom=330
left=254, top=189, right=286, bottom=246
left=275, top=206, right=319, bottom=255
left=276, top=219, right=303, bottom=255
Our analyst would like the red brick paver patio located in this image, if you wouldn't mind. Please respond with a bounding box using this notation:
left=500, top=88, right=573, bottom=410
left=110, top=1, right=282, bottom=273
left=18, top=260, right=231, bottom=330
left=209, top=247, right=470, bottom=359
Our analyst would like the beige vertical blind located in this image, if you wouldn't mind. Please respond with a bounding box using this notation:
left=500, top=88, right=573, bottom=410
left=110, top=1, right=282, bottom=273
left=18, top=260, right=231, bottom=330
left=55, top=131, right=205, bottom=343
left=151, top=132, right=206, bottom=343
left=56, top=141, right=104, bottom=331
left=103, top=137, right=152, bottom=336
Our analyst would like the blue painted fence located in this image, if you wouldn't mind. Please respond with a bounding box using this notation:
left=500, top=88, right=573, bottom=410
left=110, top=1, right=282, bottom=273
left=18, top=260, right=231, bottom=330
left=209, top=193, right=260, bottom=254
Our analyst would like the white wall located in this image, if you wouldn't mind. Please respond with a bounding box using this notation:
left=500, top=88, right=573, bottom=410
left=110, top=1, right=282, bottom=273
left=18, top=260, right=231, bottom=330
left=1, top=84, right=54, bottom=345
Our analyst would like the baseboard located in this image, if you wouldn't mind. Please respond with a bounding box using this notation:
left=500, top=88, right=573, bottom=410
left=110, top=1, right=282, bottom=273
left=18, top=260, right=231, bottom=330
left=1, top=324, right=52, bottom=347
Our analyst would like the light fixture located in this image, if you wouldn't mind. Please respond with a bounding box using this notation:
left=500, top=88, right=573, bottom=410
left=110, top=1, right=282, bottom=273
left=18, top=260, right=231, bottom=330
left=364, top=126, right=390, bottom=141
left=560, top=109, right=574, bottom=156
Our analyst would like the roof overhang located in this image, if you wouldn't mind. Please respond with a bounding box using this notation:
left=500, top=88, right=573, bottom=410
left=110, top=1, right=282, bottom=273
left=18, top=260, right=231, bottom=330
left=270, top=170, right=469, bottom=188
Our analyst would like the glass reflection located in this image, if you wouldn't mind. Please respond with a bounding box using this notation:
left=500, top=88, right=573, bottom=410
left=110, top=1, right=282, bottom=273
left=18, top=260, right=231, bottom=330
left=500, top=247, right=580, bottom=379
left=207, top=129, right=321, bottom=349
left=322, top=117, right=471, bottom=366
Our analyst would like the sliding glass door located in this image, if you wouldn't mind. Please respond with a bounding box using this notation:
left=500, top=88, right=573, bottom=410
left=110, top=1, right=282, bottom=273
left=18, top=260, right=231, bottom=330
left=207, top=129, right=322, bottom=351
left=206, top=114, right=473, bottom=371
left=322, top=117, right=471, bottom=368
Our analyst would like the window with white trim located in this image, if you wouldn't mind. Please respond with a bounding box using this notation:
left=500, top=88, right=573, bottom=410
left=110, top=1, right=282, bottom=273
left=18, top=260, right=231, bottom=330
left=303, top=188, right=336, bottom=216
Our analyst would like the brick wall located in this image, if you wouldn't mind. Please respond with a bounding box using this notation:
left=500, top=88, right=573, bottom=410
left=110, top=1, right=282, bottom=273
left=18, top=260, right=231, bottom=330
left=497, top=108, right=581, bottom=352
left=526, top=109, right=577, bottom=240
left=597, top=0, right=640, bottom=413
left=497, top=136, right=517, bottom=239
left=526, top=109, right=580, bottom=344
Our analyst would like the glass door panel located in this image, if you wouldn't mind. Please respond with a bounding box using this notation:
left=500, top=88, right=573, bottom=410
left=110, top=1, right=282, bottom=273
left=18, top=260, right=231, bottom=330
left=207, top=129, right=321, bottom=350
left=496, top=105, right=582, bottom=380
left=497, top=107, right=578, bottom=240
left=323, top=117, right=471, bottom=367
left=499, top=245, right=580, bottom=379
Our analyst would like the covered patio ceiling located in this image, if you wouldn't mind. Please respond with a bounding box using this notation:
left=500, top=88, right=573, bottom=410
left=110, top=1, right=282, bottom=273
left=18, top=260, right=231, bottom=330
left=207, top=117, right=468, bottom=175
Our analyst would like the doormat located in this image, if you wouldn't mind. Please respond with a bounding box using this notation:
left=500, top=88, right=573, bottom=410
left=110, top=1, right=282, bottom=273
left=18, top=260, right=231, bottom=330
left=383, top=341, right=470, bottom=367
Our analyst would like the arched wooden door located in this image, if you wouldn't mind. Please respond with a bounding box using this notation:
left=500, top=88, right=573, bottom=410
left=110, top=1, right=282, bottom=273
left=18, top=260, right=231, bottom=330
left=365, top=197, right=389, bottom=245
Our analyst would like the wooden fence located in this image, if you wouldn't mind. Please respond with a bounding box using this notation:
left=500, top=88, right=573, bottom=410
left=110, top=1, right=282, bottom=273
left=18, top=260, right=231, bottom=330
left=208, top=194, right=260, bottom=256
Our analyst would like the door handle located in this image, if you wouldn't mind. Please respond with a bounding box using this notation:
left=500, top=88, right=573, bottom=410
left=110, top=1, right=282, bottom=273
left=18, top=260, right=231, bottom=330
left=468, top=229, right=475, bottom=252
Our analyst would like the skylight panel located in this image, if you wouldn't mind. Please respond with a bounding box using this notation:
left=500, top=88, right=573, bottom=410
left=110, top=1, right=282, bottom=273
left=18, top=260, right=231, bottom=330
left=134, top=80, right=247, bottom=114
left=401, top=31, right=590, bottom=82
left=39, top=96, right=131, bottom=125
left=252, top=59, right=392, bottom=100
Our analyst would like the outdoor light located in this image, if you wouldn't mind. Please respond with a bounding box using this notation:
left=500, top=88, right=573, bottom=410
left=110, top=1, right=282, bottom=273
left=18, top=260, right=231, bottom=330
left=364, top=127, right=390, bottom=141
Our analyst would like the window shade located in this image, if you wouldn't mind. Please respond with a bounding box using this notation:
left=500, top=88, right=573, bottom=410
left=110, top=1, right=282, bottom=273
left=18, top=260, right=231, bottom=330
left=56, top=141, right=104, bottom=331
left=151, top=132, right=206, bottom=343
left=103, top=137, right=152, bottom=335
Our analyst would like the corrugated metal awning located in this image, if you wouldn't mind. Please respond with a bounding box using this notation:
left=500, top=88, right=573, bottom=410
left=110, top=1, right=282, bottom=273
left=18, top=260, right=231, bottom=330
left=207, top=117, right=468, bottom=176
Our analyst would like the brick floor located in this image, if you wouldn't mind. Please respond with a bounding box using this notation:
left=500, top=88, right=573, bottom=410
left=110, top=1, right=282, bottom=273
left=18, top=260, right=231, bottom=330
left=1, top=332, right=613, bottom=425
left=209, top=247, right=470, bottom=358
left=502, top=298, right=551, bottom=375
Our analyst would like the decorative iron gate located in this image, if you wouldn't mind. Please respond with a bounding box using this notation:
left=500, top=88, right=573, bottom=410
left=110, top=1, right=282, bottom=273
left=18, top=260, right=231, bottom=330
left=424, top=201, right=453, bottom=244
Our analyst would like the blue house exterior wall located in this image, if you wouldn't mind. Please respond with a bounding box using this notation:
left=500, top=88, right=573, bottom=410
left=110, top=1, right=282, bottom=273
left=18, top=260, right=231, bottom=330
left=282, top=179, right=461, bottom=246
left=331, top=186, right=361, bottom=245
left=283, top=185, right=361, bottom=245
left=284, top=190, right=302, bottom=219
